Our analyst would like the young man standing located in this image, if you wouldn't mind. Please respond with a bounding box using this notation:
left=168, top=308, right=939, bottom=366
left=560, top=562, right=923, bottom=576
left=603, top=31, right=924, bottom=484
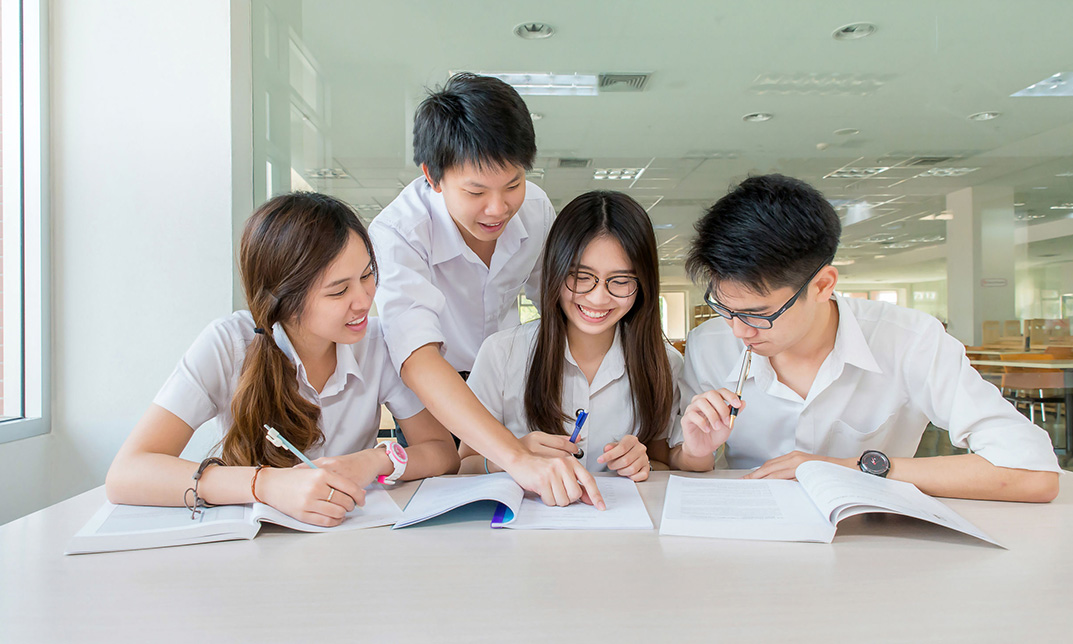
left=669, top=174, right=1059, bottom=502
left=371, top=73, right=603, bottom=508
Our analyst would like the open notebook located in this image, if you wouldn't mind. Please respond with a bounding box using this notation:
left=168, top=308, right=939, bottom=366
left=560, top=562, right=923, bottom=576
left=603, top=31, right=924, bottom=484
left=659, top=461, right=1001, bottom=546
left=66, top=488, right=402, bottom=554
left=393, top=472, right=653, bottom=530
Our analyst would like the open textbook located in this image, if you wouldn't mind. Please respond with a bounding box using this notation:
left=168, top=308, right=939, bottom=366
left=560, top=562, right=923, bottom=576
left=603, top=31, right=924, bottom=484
left=393, top=472, right=653, bottom=530
left=659, top=461, right=1002, bottom=547
left=65, top=488, right=403, bottom=555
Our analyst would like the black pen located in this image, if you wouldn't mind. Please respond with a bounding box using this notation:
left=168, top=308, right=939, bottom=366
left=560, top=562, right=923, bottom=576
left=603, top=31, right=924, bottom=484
left=727, top=347, right=752, bottom=430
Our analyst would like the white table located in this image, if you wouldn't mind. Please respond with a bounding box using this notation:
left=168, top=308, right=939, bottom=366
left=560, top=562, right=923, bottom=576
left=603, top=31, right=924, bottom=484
left=1, top=471, right=1070, bottom=643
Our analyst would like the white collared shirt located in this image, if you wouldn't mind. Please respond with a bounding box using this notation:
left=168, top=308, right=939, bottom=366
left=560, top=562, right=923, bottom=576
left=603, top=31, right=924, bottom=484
left=153, top=311, right=424, bottom=459
left=467, top=321, right=684, bottom=472
left=369, top=177, right=555, bottom=373
left=671, top=296, right=1061, bottom=473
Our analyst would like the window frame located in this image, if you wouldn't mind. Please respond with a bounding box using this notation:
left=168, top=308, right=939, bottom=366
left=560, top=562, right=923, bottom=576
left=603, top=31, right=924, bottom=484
left=0, top=0, right=50, bottom=443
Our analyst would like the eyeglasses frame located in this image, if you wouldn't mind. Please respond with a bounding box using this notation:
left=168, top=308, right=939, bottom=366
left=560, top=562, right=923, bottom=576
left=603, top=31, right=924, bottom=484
left=565, top=270, right=640, bottom=299
left=703, top=262, right=827, bottom=330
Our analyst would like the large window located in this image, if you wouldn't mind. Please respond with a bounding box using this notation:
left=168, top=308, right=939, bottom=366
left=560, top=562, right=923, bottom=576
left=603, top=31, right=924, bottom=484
left=0, top=0, right=48, bottom=442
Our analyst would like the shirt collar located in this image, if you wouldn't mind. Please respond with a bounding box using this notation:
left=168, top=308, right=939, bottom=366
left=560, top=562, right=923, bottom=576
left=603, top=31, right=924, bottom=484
left=269, top=322, right=366, bottom=398
left=830, top=294, right=883, bottom=374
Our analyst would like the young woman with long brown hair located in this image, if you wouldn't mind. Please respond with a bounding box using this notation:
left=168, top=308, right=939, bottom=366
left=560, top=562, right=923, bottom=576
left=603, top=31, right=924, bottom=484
left=106, top=192, right=459, bottom=526
left=460, top=191, right=682, bottom=480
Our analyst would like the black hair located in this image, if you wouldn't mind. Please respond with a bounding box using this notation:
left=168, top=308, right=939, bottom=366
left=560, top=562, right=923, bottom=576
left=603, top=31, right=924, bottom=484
left=412, top=73, right=536, bottom=185
left=526, top=191, right=673, bottom=446
left=686, top=174, right=841, bottom=295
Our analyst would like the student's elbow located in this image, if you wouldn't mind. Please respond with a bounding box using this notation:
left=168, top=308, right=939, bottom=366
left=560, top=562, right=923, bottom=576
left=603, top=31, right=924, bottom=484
left=104, top=458, right=131, bottom=504
left=442, top=444, right=462, bottom=475
left=1008, top=470, right=1060, bottom=503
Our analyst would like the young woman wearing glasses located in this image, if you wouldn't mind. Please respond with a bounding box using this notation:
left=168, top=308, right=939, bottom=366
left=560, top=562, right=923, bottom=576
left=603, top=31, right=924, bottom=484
left=459, top=191, right=682, bottom=479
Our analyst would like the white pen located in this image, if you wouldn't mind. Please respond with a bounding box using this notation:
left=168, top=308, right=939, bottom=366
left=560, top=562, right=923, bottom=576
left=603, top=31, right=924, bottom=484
left=264, top=424, right=318, bottom=469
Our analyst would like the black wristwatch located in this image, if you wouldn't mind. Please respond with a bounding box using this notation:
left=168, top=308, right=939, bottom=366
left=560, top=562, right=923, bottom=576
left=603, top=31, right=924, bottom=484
left=858, top=450, right=891, bottom=477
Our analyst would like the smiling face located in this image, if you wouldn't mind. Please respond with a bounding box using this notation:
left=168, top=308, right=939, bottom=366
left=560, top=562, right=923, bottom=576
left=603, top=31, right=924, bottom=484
left=425, top=162, right=527, bottom=247
left=289, top=230, right=377, bottom=352
left=559, top=235, right=638, bottom=342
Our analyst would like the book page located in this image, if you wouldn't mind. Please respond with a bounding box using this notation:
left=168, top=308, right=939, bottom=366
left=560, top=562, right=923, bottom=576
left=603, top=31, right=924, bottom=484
left=393, top=473, right=524, bottom=529
left=498, top=476, right=653, bottom=530
left=251, top=487, right=402, bottom=532
left=65, top=503, right=257, bottom=555
left=795, top=461, right=1002, bottom=547
left=659, top=476, right=836, bottom=542
left=93, top=504, right=248, bottom=534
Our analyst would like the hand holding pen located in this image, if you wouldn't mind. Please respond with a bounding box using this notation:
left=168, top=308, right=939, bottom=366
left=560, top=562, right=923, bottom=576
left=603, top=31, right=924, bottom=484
left=679, top=347, right=751, bottom=457
left=263, top=424, right=362, bottom=512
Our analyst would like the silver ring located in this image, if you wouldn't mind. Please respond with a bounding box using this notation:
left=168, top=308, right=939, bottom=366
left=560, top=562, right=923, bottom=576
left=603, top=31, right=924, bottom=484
left=326, top=487, right=336, bottom=503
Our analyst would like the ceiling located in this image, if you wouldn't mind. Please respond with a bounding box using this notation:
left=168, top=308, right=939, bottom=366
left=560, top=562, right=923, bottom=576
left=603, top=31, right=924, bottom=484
left=266, top=0, right=1073, bottom=286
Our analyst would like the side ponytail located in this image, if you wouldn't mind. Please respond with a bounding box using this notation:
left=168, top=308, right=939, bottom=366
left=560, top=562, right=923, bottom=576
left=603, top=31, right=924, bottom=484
left=221, top=192, right=375, bottom=466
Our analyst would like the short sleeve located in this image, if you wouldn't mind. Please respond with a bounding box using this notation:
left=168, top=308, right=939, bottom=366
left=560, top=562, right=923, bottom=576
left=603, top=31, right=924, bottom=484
left=369, top=221, right=449, bottom=372
left=907, top=318, right=1060, bottom=473
left=522, top=198, right=556, bottom=310
left=466, top=333, right=509, bottom=426
left=153, top=318, right=245, bottom=430
left=669, top=330, right=707, bottom=448
left=376, top=350, right=426, bottom=421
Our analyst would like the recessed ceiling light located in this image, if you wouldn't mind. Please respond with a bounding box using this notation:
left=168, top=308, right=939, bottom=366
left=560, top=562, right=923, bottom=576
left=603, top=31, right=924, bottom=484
left=307, top=168, right=349, bottom=179
left=593, top=168, right=645, bottom=181
left=354, top=204, right=382, bottom=212
left=742, top=112, right=773, bottom=122
left=1050, top=203, right=1073, bottom=210
left=880, top=242, right=914, bottom=249
left=833, top=23, right=877, bottom=40
left=513, top=22, right=554, bottom=40
left=967, top=111, right=1001, bottom=121
left=861, top=234, right=896, bottom=243
left=1014, top=202, right=1026, bottom=206
left=874, top=254, right=886, bottom=259
left=1056, top=171, right=1073, bottom=177
left=1011, top=72, right=1073, bottom=97
left=529, top=112, right=544, bottom=121
left=832, top=258, right=856, bottom=266
left=1033, top=186, right=1048, bottom=190
left=652, top=223, right=676, bottom=230
left=824, top=167, right=890, bottom=179
left=915, top=167, right=980, bottom=178
left=935, top=211, right=954, bottom=220
left=834, top=128, right=860, bottom=136
left=466, top=72, right=598, bottom=96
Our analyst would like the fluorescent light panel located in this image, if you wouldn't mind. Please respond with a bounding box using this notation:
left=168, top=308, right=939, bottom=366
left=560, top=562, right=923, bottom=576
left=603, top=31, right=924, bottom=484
left=1012, top=72, right=1073, bottom=97
left=470, top=72, right=598, bottom=96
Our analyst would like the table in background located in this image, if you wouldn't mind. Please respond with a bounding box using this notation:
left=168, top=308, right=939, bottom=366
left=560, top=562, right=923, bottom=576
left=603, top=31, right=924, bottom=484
left=2, top=471, right=1071, bottom=643
left=971, top=359, right=1073, bottom=453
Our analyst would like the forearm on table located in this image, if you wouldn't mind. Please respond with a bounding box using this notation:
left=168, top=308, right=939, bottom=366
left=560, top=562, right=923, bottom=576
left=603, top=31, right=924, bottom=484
left=106, top=453, right=259, bottom=507
left=399, top=438, right=461, bottom=480
left=401, top=346, right=527, bottom=469
left=881, top=454, right=1058, bottom=503
left=668, top=444, right=717, bottom=472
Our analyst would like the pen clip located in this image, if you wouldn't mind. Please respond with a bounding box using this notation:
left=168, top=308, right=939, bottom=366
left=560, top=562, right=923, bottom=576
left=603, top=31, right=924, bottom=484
left=264, top=424, right=284, bottom=448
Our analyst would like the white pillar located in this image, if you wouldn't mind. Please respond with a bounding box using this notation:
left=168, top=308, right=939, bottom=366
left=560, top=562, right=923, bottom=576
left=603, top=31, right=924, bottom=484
left=946, top=186, right=1016, bottom=345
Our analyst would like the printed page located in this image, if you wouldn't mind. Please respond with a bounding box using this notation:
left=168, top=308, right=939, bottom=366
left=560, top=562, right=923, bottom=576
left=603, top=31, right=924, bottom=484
left=393, top=473, right=524, bottom=529
left=65, top=503, right=256, bottom=555
left=795, top=461, right=1002, bottom=547
left=659, top=476, right=836, bottom=542
left=252, top=487, right=402, bottom=532
left=498, top=476, right=653, bottom=530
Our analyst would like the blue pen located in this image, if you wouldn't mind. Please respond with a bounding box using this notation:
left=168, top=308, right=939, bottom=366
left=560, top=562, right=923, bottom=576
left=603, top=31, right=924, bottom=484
left=569, top=409, right=588, bottom=459
left=264, top=424, right=318, bottom=469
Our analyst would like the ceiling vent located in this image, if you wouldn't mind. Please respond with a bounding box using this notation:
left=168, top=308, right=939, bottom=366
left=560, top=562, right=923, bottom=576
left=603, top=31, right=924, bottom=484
left=558, top=157, right=592, bottom=168
left=598, top=72, right=652, bottom=92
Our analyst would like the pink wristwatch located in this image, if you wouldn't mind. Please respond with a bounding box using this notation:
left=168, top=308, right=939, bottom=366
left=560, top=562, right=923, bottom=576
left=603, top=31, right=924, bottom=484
left=376, top=441, right=408, bottom=485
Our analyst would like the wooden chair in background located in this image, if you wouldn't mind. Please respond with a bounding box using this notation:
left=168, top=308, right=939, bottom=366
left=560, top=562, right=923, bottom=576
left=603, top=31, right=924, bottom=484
left=999, top=353, right=1067, bottom=453
left=1004, top=320, right=1022, bottom=337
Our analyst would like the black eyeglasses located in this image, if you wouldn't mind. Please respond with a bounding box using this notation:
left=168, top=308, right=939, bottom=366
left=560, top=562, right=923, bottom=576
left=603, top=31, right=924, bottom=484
left=703, top=263, right=826, bottom=330
left=566, top=270, right=639, bottom=298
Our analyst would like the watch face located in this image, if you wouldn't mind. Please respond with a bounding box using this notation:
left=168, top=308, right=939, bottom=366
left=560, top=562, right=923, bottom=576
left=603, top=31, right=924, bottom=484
left=860, top=450, right=890, bottom=475
left=387, top=441, right=408, bottom=464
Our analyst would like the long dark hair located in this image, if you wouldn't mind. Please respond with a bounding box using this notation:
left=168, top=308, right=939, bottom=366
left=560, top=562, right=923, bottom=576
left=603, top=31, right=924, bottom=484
left=524, top=191, right=673, bottom=444
left=222, top=191, right=376, bottom=467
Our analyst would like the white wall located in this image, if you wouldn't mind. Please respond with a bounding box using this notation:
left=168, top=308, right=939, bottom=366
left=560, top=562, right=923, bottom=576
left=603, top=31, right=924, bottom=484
left=0, top=0, right=240, bottom=524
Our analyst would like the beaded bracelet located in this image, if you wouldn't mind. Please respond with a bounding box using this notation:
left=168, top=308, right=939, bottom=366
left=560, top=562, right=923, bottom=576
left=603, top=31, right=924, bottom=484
left=183, top=457, right=225, bottom=519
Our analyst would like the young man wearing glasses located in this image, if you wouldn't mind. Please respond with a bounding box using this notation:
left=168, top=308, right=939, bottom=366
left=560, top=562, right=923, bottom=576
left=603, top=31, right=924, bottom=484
left=668, top=174, right=1060, bottom=502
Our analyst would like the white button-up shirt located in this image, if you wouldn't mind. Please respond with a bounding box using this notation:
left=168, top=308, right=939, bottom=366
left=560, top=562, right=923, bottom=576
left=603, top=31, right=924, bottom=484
left=468, top=321, right=684, bottom=472
left=153, top=311, right=424, bottom=459
left=670, top=296, right=1061, bottom=473
left=369, top=177, right=555, bottom=373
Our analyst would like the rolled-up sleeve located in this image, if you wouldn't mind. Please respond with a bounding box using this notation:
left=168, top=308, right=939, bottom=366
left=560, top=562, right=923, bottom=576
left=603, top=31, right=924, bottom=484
left=909, top=319, right=1061, bottom=473
left=370, top=221, right=449, bottom=373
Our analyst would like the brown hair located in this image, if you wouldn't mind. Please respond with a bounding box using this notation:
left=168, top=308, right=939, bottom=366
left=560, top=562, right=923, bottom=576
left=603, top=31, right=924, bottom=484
left=221, top=192, right=376, bottom=467
left=523, top=191, right=673, bottom=445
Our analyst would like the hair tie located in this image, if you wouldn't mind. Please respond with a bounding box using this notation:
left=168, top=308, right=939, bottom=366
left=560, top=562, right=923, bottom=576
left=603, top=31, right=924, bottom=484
left=254, top=327, right=265, bottom=335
